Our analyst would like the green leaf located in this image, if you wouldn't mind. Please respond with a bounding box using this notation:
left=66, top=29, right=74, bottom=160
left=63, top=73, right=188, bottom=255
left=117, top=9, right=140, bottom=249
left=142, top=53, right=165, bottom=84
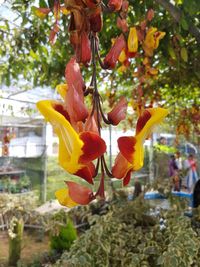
left=30, top=49, right=40, bottom=61
left=180, top=16, right=189, bottom=30
left=168, top=46, right=177, bottom=60
left=180, top=47, right=188, bottom=62
left=48, top=0, right=54, bottom=8
left=39, top=0, right=48, bottom=8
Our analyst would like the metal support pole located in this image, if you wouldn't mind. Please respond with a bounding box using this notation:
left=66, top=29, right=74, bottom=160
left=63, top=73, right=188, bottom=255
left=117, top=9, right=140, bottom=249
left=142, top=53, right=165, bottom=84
left=41, top=123, right=47, bottom=203
left=149, top=134, right=154, bottom=182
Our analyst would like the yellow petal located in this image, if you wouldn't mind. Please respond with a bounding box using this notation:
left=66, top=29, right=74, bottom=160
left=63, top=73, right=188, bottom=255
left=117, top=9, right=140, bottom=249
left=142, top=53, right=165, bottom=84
left=37, top=100, right=84, bottom=174
left=133, top=108, right=169, bottom=170
left=154, top=31, right=166, bottom=49
left=60, top=7, right=70, bottom=15
left=32, top=6, right=50, bottom=19
left=148, top=68, right=158, bottom=75
left=143, top=27, right=157, bottom=57
left=55, top=188, right=78, bottom=208
left=56, top=84, right=68, bottom=99
left=137, top=108, right=169, bottom=142
left=128, top=27, right=138, bottom=53
left=117, top=65, right=127, bottom=73
left=143, top=57, right=149, bottom=65
left=118, top=49, right=126, bottom=63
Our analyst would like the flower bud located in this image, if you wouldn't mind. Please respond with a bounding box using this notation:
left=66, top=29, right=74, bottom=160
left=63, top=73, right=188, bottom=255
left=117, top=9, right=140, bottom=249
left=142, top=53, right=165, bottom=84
left=128, top=27, right=138, bottom=53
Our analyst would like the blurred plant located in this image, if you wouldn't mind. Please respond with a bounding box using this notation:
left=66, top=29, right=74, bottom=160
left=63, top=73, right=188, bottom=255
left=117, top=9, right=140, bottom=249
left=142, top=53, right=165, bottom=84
left=8, top=217, right=24, bottom=266
left=48, top=197, right=200, bottom=267
left=50, top=217, right=77, bottom=253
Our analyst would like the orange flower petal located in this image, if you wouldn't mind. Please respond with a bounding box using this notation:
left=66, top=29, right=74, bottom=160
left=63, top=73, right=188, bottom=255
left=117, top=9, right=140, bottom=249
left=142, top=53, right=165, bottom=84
left=79, top=132, right=106, bottom=164
left=117, top=136, right=136, bottom=163
left=123, top=170, right=132, bottom=186
left=112, top=152, right=132, bottom=179
left=75, top=162, right=95, bottom=184
left=136, top=110, right=151, bottom=135
left=66, top=181, right=94, bottom=205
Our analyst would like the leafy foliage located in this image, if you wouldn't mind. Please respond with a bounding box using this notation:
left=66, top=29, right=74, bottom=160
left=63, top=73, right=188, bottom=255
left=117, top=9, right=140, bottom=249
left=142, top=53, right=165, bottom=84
left=50, top=217, right=77, bottom=253
left=50, top=197, right=200, bottom=267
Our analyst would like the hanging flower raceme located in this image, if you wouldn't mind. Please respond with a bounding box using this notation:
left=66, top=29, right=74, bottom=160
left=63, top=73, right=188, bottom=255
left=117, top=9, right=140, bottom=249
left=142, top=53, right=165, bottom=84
left=66, top=0, right=102, bottom=65
left=37, top=58, right=106, bottom=185
left=35, top=3, right=169, bottom=209
left=112, top=107, right=169, bottom=186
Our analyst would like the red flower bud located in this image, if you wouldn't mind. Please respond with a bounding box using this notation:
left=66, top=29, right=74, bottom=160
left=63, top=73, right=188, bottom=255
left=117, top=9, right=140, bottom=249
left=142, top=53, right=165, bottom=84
left=82, top=0, right=101, bottom=8
left=76, top=32, right=91, bottom=66
left=121, top=0, right=129, bottom=12
left=104, top=34, right=126, bottom=69
left=117, top=17, right=128, bottom=33
left=108, top=97, right=127, bottom=125
left=89, top=13, right=102, bottom=32
left=147, top=9, right=154, bottom=21
left=85, top=114, right=99, bottom=134
left=49, top=23, right=59, bottom=45
left=66, top=181, right=94, bottom=205
left=108, top=0, right=122, bottom=11
left=65, top=57, right=88, bottom=122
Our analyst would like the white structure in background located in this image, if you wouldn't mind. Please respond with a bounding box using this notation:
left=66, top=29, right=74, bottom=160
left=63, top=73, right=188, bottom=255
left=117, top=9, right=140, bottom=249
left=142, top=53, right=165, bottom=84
left=9, top=133, right=44, bottom=158
left=0, top=86, right=57, bottom=158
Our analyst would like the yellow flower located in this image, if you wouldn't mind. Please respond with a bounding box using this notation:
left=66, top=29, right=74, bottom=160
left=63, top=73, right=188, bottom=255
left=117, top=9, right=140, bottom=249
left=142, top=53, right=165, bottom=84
left=55, top=188, right=78, bottom=208
left=143, top=27, right=165, bottom=57
left=56, top=84, right=68, bottom=99
left=128, top=27, right=138, bottom=53
left=112, top=108, right=169, bottom=185
left=37, top=99, right=106, bottom=184
left=118, top=49, right=127, bottom=63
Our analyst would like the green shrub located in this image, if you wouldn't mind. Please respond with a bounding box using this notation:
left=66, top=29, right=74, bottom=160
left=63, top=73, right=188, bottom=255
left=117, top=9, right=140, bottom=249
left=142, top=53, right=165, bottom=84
left=50, top=217, right=77, bottom=253
left=50, top=197, right=200, bottom=267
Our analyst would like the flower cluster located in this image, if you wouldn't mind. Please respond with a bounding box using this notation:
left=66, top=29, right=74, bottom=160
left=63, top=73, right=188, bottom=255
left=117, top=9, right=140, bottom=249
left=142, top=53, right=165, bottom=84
left=36, top=0, right=168, bottom=207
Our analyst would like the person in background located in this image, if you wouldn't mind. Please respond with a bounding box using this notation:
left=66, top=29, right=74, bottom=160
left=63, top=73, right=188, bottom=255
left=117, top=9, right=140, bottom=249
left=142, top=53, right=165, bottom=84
left=133, top=180, right=142, bottom=198
left=193, top=179, right=200, bottom=208
left=169, top=154, right=180, bottom=191
left=184, top=154, right=199, bottom=193
left=175, top=151, right=183, bottom=170
left=175, top=151, right=183, bottom=189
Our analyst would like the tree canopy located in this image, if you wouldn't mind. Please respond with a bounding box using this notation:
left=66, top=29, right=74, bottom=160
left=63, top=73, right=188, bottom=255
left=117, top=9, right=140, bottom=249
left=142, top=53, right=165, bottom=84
left=0, top=0, right=200, bottom=140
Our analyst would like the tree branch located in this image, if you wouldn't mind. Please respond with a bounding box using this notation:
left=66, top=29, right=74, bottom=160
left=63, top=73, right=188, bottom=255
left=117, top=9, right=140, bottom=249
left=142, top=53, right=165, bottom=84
left=154, top=0, right=200, bottom=44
